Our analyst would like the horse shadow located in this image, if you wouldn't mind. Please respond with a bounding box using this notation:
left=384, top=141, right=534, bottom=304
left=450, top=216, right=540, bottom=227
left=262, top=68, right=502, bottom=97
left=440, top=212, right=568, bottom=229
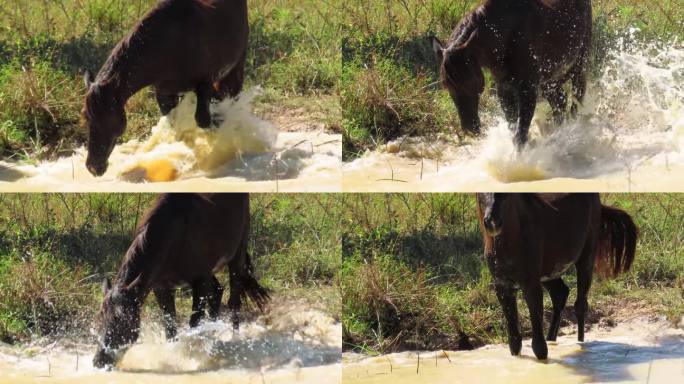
left=394, top=230, right=484, bottom=283
left=0, top=164, right=27, bottom=182
left=558, top=335, right=684, bottom=382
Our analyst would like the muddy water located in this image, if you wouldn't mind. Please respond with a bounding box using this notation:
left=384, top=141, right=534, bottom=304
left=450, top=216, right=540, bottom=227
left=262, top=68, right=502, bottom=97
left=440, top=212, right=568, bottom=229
left=343, top=319, right=684, bottom=384
left=344, top=37, right=684, bottom=192
left=0, top=302, right=341, bottom=383
left=0, top=89, right=341, bottom=192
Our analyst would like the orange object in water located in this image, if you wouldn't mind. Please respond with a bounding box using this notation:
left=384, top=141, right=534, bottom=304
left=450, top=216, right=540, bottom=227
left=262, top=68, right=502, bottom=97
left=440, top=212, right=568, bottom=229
left=142, top=159, right=178, bottom=182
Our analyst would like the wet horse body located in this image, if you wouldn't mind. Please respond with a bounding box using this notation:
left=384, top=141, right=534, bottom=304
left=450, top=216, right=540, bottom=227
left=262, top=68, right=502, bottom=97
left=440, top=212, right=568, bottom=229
left=83, top=0, right=248, bottom=176
left=432, top=0, right=592, bottom=149
left=477, top=193, right=637, bottom=359
left=93, top=193, right=269, bottom=368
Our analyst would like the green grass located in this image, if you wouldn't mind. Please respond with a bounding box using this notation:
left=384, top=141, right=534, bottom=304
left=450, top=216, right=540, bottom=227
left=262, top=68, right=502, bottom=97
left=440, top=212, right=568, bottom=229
left=341, top=194, right=684, bottom=353
left=340, top=0, right=684, bottom=160
left=0, top=194, right=341, bottom=343
left=0, top=0, right=341, bottom=159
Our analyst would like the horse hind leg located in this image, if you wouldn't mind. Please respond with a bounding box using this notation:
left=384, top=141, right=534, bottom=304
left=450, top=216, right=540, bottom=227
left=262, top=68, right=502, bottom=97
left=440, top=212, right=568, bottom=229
left=213, top=52, right=246, bottom=101
left=541, top=83, right=567, bottom=126
left=515, top=81, right=538, bottom=151
left=155, top=92, right=179, bottom=116
left=542, top=278, right=569, bottom=341
left=494, top=282, right=522, bottom=356
left=227, top=251, right=270, bottom=331
left=153, top=287, right=178, bottom=340
left=575, top=241, right=595, bottom=342
left=570, top=60, right=588, bottom=118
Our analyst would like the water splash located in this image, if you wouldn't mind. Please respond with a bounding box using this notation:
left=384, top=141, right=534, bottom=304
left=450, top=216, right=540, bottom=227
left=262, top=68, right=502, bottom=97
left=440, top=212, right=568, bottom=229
left=118, top=88, right=279, bottom=182
left=0, top=301, right=341, bottom=383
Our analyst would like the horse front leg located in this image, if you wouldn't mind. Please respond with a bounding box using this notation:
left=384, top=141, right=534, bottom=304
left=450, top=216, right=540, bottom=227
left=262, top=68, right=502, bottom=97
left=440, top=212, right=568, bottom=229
left=522, top=282, right=548, bottom=359
left=515, top=82, right=538, bottom=151
left=207, top=275, right=224, bottom=321
left=153, top=287, right=177, bottom=340
left=496, top=81, right=520, bottom=130
left=542, top=278, right=569, bottom=341
left=494, top=281, right=522, bottom=356
left=194, top=80, right=213, bottom=129
left=190, top=278, right=210, bottom=327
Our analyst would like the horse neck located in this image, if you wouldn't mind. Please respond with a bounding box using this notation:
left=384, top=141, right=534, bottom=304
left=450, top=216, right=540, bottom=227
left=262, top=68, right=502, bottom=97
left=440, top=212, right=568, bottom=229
left=95, top=41, right=149, bottom=104
left=113, top=239, right=154, bottom=301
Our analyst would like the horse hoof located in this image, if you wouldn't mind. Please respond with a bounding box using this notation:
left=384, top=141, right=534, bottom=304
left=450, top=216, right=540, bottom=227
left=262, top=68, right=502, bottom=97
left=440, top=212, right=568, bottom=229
left=532, top=340, right=548, bottom=360
left=195, top=114, right=212, bottom=129
left=509, top=338, right=522, bottom=356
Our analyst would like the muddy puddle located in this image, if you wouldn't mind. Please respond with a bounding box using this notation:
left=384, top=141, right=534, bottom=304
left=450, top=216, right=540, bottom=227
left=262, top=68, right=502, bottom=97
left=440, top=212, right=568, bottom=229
left=0, top=301, right=341, bottom=383
left=0, top=89, right=341, bottom=192
left=343, top=318, right=684, bottom=384
left=344, top=36, right=684, bottom=192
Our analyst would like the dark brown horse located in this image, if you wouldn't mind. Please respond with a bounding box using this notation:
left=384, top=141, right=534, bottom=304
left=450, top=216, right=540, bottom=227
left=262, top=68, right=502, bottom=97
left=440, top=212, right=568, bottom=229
left=83, top=0, right=248, bottom=177
left=432, top=0, right=592, bottom=150
left=477, top=193, right=637, bottom=360
left=93, top=193, right=269, bottom=368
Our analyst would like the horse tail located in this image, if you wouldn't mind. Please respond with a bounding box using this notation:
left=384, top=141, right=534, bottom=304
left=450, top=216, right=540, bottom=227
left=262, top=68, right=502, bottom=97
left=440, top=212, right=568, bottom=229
left=595, top=205, right=638, bottom=278
left=239, top=253, right=271, bottom=312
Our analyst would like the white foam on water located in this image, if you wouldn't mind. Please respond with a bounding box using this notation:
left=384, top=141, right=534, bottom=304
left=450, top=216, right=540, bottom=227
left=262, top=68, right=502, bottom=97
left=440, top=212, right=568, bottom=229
left=344, top=34, right=684, bottom=192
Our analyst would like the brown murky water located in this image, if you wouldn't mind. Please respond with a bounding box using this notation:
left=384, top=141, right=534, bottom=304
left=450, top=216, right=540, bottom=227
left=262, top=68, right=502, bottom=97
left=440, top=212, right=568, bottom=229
left=0, top=89, right=341, bottom=192
left=0, top=302, right=341, bottom=383
left=343, top=318, right=684, bottom=384
left=344, top=39, right=684, bottom=192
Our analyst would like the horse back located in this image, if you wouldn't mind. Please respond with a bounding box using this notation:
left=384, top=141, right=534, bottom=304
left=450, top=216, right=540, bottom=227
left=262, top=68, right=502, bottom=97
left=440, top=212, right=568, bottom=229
left=104, top=0, right=248, bottom=93
left=536, top=194, right=600, bottom=279
left=485, top=194, right=600, bottom=284
left=523, top=0, right=592, bottom=81
left=126, top=194, right=249, bottom=288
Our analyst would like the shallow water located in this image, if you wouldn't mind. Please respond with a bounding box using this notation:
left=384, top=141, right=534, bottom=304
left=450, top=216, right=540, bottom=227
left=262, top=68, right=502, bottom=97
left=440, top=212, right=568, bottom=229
left=343, top=319, right=684, bottom=384
left=0, top=89, right=341, bottom=192
left=344, top=37, right=684, bottom=192
left=0, top=302, right=341, bottom=383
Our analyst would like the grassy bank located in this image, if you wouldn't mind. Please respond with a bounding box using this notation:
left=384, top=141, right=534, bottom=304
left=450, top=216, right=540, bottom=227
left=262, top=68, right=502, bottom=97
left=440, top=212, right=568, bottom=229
left=0, top=193, right=341, bottom=344
left=340, top=0, right=684, bottom=160
left=0, top=0, right=341, bottom=160
left=341, top=194, right=684, bottom=353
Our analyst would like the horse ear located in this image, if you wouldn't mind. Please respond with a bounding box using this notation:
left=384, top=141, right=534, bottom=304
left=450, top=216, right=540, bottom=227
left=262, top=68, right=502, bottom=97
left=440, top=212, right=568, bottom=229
left=430, top=36, right=445, bottom=63
left=102, top=278, right=112, bottom=294
left=84, top=70, right=95, bottom=89
left=537, top=0, right=558, bottom=9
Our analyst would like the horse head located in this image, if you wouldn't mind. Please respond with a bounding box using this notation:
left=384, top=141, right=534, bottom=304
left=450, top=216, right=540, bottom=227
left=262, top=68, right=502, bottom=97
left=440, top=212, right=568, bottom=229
left=93, top=277, right=142, bottom=369
left=431, top=33, right=484, bottom=136
left=83, top=71, right=126, bottom=177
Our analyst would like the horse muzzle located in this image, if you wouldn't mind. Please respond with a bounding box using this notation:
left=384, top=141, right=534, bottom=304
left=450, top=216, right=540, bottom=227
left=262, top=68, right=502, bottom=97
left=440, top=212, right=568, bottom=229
left=86, top=159, right=108, bottom=177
